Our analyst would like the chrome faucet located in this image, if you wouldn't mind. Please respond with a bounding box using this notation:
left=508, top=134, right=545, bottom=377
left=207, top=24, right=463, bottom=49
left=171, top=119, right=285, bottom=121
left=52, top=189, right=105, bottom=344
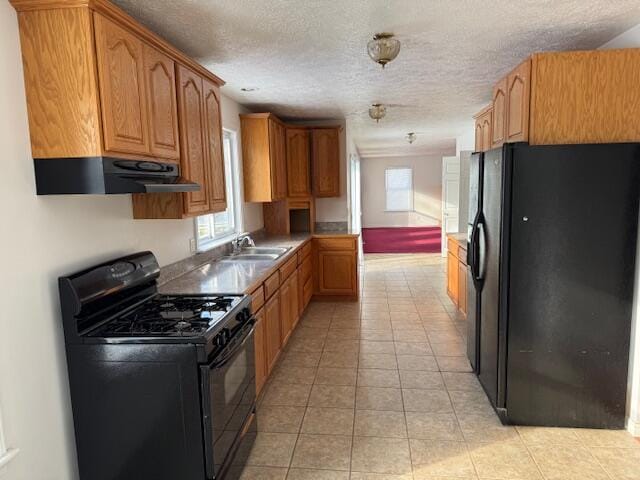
left=231, top=233, right=255, bottom=254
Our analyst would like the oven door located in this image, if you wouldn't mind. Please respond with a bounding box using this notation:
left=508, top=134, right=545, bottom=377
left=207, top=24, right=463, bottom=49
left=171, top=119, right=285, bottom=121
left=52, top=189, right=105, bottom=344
left=200, top=320, right=256, bottom=479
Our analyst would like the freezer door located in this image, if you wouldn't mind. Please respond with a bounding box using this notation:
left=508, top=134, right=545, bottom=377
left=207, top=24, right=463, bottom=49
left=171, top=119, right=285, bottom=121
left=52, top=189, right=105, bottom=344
left=506, top=143, right=640, bottom=428
left=477, top=147, right=504, bottom=407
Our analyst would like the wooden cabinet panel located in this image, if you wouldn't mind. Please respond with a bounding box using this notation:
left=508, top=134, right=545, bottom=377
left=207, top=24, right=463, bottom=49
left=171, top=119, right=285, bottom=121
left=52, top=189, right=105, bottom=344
left=94, top=13, right=150, bottom=156
left=253, top=307, right=267, bottom=395
left=315, top=237, right=356, bottom=251
left=279, top=277, right=292, bottom=345
left=265, top=292, right=281, bottom=373
left=473, top=107, right=492, bottom=152
left=143, top=45, right=179, bottom=160
left=491, top=77, right=507, bottom=148
left=312, top=128, right=340, bottom=197
left=286, top=127, right=311, bottom=197
left=481, top=112, right=492, bottom=152
left=251, top=285, right=265, bottom=313
left=203, top=79, right=226, bottom=213
left=474, top=118, right=483, bottom=152
left=176, top=65, right=209, bottom=215
left=458, top=261, right=467, bottom=316
left=290, top=270, right=300, bottom=329
left=269, top=119, right=288, bottom=200
left=317, top=251, right=357, bottom=296
left=264, top=271, right=280, bottom=299
left=279, top=256, right=298, bottom=281
left=447, top=250, right=459, bottom=305
left=303, top=277, right=313, bottom=309
left=506, top=59, right=531, bottom=143
left=299, top=241, right=312, bottom=263
left=297, top=264, right=306, bottom=316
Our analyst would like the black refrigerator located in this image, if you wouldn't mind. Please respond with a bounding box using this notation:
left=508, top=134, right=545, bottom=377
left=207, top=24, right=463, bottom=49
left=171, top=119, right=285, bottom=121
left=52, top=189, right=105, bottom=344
left=466, top=142, right=640, bottom=428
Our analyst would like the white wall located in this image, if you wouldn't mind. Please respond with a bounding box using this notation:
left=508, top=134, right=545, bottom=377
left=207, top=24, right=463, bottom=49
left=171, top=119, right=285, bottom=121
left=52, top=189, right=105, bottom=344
left=360, top=155, right=442, bottom=228
left=599, top=23, right=640, bottom=436
left=0, top=4, right=261, bottom=478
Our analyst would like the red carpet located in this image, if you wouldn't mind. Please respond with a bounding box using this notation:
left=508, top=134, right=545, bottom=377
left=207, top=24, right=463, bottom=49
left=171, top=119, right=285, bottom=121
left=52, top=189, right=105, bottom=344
left=362, top=227, right=442, bottom=254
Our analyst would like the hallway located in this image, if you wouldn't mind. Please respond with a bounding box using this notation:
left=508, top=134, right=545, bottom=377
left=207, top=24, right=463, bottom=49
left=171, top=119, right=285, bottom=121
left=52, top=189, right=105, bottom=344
left=230, top=254, right=640, bottom=479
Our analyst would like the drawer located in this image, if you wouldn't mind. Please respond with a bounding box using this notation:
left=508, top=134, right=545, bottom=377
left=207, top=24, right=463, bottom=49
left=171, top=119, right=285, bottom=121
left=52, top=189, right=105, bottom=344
left=279, top=255, right=298, bottom=280
left=458, top=245, right=468, bottom=266
left=315, top=237, right=356, bottom=251
left=447, top=238, right=458, bottom=257
left=264, top=271, right=280, bottom=299
left=300, top=254, right=312, bottom=282
left=250, top=285, right=265, bottom=313
left=298, top=242, right=312, bottom=264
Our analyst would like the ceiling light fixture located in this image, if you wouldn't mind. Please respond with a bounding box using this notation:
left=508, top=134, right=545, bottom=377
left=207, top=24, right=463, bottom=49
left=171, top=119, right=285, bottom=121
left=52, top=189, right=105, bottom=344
left=368, top=103, right=387, bottom=123
left=367, top=33, right=401, bottom=68
left=240, top=87, right=258, bottom=92
left=405, top=132, right=417, bottom=144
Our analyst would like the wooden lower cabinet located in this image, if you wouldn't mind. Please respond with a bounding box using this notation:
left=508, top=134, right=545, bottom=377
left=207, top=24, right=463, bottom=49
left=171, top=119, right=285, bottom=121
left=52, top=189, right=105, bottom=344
left=290, top=270, right=300, bottom=328
left=446, top=234, right=468, bottom=317
left=279, top=275, right=293, bottom=345
left=253, top=306, right=267, bottom=395
left=264, top=291, right=281, bottom=373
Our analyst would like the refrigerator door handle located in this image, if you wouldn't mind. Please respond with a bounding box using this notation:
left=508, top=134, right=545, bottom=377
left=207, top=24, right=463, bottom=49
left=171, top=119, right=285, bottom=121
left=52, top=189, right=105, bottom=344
left=469, top=219, right=480, bottom=280
left=477, top=220, right=487, bottom=281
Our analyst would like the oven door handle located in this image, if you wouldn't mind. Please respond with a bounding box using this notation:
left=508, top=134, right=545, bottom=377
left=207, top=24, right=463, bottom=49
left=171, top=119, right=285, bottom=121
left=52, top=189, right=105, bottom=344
left=209, top=320, right=255, bottom=370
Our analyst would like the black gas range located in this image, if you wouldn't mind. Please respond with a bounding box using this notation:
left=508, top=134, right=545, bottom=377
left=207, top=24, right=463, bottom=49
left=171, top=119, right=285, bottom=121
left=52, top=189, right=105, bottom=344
left=59, top=251, right=256, bottom=480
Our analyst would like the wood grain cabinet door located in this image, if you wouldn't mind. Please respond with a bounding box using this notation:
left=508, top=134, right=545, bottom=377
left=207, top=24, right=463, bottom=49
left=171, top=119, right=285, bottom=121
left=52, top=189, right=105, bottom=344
left=290, top=270, right=300, bottom=329
left=279, top=277, right=292, bottom=345
left=253, top=307, right=267, bottom=395
left=481, top=111, right=492, bottom=152
left=203, top=79, right=226, bottom=213
left=317, top=250, right=357, bottom=295
left=265, top=292, right=281, bottom=373
left=474, top=118, right=483, bottom=152
left=269, top=120, right=288, bottom=200
left=506, top=59, right=531, bottom=143
left=286, top=127, right=311, bottom=197
left=94, top=14, right=150, bottom=156
left=458, top=261, right=467, bottom=316
left=312, top=128, right=340, bottom=197
left=143, top=45, right=179, bottom=160
left=176, top=65, right=210, bottom=215
left=447, top=251, right=459, bottom=305
left=491, top=77, right=507, bottom=149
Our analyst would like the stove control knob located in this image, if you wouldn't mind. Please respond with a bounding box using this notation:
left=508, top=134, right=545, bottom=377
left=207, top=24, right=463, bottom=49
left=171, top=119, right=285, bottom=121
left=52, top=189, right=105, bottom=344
left=215, top=329, right=230, bottom=347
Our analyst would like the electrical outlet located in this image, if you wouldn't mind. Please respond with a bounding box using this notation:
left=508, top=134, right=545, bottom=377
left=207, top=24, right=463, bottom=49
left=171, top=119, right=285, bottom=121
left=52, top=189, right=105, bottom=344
left=189, top=238, right=197, bottom=253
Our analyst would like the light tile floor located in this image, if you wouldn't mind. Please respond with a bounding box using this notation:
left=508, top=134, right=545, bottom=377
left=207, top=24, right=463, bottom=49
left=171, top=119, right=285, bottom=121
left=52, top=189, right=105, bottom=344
left=229, top=253, right=640, bottom=480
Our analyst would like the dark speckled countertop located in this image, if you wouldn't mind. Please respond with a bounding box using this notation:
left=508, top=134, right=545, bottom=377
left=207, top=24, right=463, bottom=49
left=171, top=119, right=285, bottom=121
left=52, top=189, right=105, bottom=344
left=159, top=231, right=359, bottom=296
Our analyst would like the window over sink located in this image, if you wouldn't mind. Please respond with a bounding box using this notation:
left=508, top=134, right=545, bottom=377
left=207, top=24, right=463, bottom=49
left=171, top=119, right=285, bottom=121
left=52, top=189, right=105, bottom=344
left=196, top=129, right=243, bottom=251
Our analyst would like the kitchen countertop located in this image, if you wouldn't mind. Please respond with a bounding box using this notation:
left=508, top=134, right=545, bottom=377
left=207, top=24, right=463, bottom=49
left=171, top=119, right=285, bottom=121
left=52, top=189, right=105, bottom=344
left=447, top=232, right=468, bottom=247
left=159, top=231, right=359, bottom=296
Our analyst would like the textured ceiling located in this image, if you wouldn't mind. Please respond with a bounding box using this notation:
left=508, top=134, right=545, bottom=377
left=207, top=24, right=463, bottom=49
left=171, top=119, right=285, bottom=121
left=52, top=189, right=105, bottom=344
left=114, top=0, right=640, bottom=157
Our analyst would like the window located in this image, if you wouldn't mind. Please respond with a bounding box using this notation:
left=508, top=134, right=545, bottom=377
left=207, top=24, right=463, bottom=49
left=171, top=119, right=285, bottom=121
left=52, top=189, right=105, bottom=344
left=385, top=167, right=414, bottom=211
left=196, top=129, right=242, bottom=250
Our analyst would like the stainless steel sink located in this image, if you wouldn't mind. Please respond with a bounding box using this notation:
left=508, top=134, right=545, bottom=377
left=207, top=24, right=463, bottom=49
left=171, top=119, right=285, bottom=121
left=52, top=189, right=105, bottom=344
left=219, top=247, right=290, bottom=263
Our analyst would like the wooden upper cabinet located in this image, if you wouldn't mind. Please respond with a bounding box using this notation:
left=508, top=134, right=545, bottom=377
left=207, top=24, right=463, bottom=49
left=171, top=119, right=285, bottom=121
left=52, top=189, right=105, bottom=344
left=94, top=13, right=150, bottom=156
left=203, top=79, right=226, bottom=213
left=143, top=45, right=179, bottom=160
left=491, top=77, right=507, bottom=148
left=176, top=65, right=209, bottom=215
left=241, top=114, right=287, bottom=202
left=506, top=59, right=531, bottom=143
left=473, top=106, right=493, bottom=152
left=286, top=127, right=311, bottom=197
left=270, top=120, right=288, bottom=200
left=312, top=127, right=340, bottom=197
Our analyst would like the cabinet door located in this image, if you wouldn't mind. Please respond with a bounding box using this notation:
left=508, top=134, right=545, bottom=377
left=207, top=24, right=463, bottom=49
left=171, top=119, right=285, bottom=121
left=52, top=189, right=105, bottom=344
left=176, top=65, right=210, bottom=215
left=286, top=127, right=310, bottom=197
left=491, top=77, right=507, bottom=148
left=447, top=251, right=459, bottom=305
left=269, top=120, right=288, bottom=200
left=474, top=118, right=483, bottom=152
left=317, top=250, right=357, bottom=295
left=481, top=111, right=493, bottom=152
left=143, top=45, right=179, bottom=160
left=253, top=307, right=267, bottom=395
left=94, top=14, right=150, bottom=156
left=290, top=270, right=300, bottom=328
left=265, top=292, right=281, bottom=373
left=297, top=265, right=306, bottom=316
left=506, top=59, right=531, bottom=143
left=203, top=79, right=226, bottom=213
left=458, top=261, right=467, bottom=316
left=279, top=277, right=292, bottom=345
left=312, top=128, right=340, bottom=197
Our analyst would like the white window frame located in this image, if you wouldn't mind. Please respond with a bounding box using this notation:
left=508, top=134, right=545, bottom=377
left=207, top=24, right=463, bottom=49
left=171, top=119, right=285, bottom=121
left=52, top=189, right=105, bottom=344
left=385, top=167, right=414, bottom=212
left=195, top=128, right=243, bottom=252
left=0, top=405, right=19, bottom=472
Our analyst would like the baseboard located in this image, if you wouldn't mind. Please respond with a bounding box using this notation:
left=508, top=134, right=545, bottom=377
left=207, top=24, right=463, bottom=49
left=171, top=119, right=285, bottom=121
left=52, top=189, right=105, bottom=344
left=626, top=417, right=640, bottom=437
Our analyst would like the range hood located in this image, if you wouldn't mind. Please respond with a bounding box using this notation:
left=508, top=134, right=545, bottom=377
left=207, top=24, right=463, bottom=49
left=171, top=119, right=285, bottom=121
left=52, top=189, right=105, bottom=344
left=33, top=157, right=200, bottom=195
